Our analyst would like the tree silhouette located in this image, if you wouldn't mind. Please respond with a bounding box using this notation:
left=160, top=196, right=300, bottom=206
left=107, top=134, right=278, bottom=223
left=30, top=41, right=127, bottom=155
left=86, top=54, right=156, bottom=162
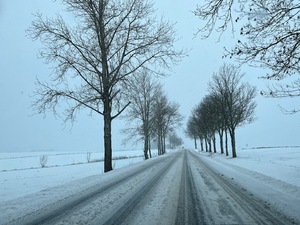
left=195, top=0, right=300, bottom=112
left=28, top=0, right=184, bottom=172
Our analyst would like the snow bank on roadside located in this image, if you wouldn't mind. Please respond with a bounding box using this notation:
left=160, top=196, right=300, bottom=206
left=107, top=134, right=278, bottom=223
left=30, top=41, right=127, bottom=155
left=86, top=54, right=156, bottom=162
left=193, top=147, right=300, bottom=222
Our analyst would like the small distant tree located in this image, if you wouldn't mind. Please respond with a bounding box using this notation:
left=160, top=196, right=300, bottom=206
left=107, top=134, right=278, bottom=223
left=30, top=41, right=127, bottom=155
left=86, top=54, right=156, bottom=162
left=28, top=0, right=184, bottom=172
left=40, top=155, right=48, bottom=168
left=186, top=116, right=199, bottom=149
left=86, top=152, right=92, bottom=163
left=168, top=132, right=183, bottom=149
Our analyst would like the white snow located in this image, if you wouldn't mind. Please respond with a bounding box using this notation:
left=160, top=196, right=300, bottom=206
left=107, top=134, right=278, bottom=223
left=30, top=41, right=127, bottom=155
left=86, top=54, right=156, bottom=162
left=194, top=147, right=300, bottom=221
left=0, top=150, right=144, bottom=202
left=0, top=147, right=299, bottom=223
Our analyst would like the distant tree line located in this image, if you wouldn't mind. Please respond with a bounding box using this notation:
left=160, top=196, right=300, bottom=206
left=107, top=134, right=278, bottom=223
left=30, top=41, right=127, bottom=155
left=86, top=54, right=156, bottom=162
left=186, top=64, right=256, bottom=157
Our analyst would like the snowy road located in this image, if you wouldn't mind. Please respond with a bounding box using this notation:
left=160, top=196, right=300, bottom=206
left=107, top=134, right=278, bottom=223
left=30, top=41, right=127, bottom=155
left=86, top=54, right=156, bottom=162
left=5, top=150, right=296, bottom=225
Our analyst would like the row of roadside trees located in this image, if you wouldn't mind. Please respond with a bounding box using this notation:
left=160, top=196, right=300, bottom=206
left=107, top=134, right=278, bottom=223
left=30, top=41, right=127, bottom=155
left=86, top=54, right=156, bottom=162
left=28, top=0, right=185, bottom=172
left=188, top=1, right=300, bottom=157
left=122, top=70, right=183, bottom=159
left=186, top=64, right=256, bottom=157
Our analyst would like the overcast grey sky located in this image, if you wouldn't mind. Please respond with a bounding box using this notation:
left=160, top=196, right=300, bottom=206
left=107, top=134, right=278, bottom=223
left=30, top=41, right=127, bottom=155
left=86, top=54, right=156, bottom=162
left=1, top=0, right=300, bottom=153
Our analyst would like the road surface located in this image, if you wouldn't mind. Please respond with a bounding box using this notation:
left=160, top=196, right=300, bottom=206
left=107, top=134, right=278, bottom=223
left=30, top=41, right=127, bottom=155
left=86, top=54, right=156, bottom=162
left=7, top=150, right=296, bottom=225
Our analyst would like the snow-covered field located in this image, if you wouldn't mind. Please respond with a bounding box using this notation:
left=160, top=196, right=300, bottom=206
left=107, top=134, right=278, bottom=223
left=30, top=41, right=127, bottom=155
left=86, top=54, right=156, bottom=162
left=0, top=147, right=299, bottom=223
left=196, top=147, right=300, bottom=221
left=0, top=150, right=144, bottom=202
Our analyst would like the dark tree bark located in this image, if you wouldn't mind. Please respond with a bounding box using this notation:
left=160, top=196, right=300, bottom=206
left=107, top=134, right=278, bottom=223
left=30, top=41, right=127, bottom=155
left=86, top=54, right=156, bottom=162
left=144, top=134, right=149, bottom=160
left=148, top=138, right=152, bottom=158
left=225, top=129, right=229, bottom=156
left=229, top=128, right=237, bottom=158
left=200, top=138, right=204, bottom=152
left=218, top=129, right=224, bottom=154
left=212, top=134, right=217, bottom=153
left=194, top=137, right=198, bottom=149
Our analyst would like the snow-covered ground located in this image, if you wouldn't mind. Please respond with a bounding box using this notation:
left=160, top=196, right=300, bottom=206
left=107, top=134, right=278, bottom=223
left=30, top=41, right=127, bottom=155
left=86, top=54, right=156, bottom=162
left=0, top=147, right=299, bottom=223
left=195, top=147, right=300, bottom=221
left=0, top=150, right=144, bottom=202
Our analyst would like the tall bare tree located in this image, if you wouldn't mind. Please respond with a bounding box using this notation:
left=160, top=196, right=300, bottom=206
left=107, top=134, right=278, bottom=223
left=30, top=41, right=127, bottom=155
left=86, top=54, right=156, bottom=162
left=27, top=0, right=184, bottom=172
left=194, top=0, right=300, bottom=112
left=209, top=64, right=256, bottom=157
left=122, top=70, right=160, bottom=159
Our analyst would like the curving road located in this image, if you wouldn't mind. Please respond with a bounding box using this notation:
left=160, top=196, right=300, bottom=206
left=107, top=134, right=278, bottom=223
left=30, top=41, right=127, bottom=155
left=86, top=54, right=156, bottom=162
left=8, top=150, right=296, bottom=225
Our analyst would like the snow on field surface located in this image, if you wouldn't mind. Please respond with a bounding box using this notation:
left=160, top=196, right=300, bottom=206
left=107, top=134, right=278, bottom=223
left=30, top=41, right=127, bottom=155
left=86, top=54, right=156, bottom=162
left=0, top=150, right=144, bottom=201
left=196, top=147, right=300, bottom=221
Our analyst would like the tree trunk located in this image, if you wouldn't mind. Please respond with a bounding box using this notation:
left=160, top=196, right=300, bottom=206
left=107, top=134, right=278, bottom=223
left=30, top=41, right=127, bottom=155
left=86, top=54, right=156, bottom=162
left=212, top=135, right=216, bottom=153
left=194, top=136, right=198, bottom=149
left=103, top=102, right=113, bottom=172
left=144, top=134, right=149, bottom=159
left=225, top=129, right=229, bottom=156
left=230, top=128, right=237, bottom=158
left=148, top=138, right=152, bottom=158
left=200, top=138, right=204, bottom=152
left=205, top=138, right=208, bottom=152
left=208, top=138, right=212, bottom=152
left=219, top=130, right=224, bottom=154
left=163, top=135, right=166, bottom=154
left=157, top=132, right=162, bottom=155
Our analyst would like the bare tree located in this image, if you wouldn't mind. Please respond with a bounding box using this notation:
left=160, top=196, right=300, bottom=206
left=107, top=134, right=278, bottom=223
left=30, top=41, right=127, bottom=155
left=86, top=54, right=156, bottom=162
left=209, top=93, right=227, bottom=154
left=193, top=103, right=209, bottom=152
left=186, top=116, right=199, bottom=150
left=168, top=132, right=183, bottom=149
left=194, top=0, right=238, bottom=38
left=194, top=0, right=300, bottom=112
left=209, top=64, right=256, bottom=157
left=122, top=70, right=160, bottom=159
left=40, top=155, right=48, bottom=168
left=152, top=91, right=182, bottom=155
left=27, top=0, right=184, bottom=172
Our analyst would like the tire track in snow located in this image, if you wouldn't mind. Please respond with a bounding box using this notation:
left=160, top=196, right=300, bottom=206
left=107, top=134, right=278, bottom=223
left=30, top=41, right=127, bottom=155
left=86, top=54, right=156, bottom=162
left=10, top=154, right=174, bottom=225
left=189, top=150, right=296, bottom=225
left=175, top=150, right=206, bottom=225
left=97, top=151, right=180, bottom=225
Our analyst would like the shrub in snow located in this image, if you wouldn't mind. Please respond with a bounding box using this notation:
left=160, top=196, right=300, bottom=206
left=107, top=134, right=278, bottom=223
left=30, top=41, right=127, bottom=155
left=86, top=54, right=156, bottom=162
left=40, top=155, right=48, bottom=168
left=86, top=152, right=92, bottom=163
